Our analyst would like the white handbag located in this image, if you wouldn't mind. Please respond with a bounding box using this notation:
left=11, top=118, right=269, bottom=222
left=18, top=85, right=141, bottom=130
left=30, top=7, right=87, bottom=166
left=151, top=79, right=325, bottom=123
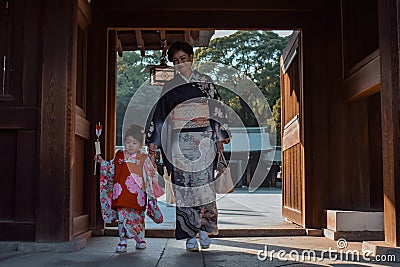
left=214, top=152, right=235, bottom=194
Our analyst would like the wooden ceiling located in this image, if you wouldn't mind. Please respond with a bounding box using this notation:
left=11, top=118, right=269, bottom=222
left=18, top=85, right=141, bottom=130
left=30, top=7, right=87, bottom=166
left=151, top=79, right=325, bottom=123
left=117, top=29, right=215, bottom=56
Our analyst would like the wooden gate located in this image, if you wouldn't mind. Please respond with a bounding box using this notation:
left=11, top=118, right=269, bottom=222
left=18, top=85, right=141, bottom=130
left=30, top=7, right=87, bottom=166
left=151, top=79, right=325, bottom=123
left=71, top=1, right=92, bottom=237
left=280, top=32, right=305, bottom=226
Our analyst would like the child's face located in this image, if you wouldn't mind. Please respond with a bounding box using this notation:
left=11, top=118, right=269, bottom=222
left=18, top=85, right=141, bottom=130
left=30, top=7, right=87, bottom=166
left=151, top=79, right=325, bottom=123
left=124, top=136, right=142, bottom=155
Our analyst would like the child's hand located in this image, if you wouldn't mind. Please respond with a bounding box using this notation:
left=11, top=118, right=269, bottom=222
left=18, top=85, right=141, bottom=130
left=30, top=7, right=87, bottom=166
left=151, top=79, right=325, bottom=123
left=94, top=154, right=103, bottom=163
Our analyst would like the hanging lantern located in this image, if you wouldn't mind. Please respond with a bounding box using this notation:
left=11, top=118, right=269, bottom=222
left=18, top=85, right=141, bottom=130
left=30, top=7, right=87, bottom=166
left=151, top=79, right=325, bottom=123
left=149, top=56, right=175, bottom=86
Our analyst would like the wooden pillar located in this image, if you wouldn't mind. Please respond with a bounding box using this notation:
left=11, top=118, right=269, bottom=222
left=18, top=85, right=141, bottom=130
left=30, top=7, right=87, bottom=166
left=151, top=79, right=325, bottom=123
left=302, top=20, right=330, bottom=228
left=106, top=30, right=117, bottom=158
left=86, top=28, right=117, bottom=233
left=37, top=0, right=77, bottom=242
left=86, top=24, right=116, bottom=235
left=377, top=0, right=400, bottom=247
left=86, top=26, right=107, bottom=232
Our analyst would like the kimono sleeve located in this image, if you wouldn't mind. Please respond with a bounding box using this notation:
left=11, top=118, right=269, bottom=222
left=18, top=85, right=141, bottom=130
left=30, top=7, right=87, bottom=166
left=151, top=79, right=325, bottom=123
left=142, top=157, right=165, bottom=198
left=146, top=101, right=163, bottom=147
left=146, top=83, right=178, bottom=148
left=99, top=159, right=118, bottom=223
left=142, top=157, right=164, bottom=224
left=208, top=83, right=231, bottom=143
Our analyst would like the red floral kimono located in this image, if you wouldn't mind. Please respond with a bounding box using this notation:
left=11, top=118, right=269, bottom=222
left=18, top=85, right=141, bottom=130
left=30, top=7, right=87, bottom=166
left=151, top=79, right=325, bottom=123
left=100, top=150, right=164, bottom=242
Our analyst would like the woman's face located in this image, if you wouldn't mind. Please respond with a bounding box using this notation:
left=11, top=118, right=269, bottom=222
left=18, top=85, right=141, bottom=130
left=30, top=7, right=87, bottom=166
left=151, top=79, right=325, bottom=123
left=172, top=50, right=193, bottom=76
left=124, top=136, right=142, bottom=155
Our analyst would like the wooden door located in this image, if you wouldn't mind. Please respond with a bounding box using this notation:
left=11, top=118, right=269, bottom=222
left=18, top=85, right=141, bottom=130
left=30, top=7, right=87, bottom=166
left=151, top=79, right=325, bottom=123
left=71, top=2, right=91, bottom=237
left=280, top=32, right=304, bottom=226
left=0, top=0, right=37, bottom=241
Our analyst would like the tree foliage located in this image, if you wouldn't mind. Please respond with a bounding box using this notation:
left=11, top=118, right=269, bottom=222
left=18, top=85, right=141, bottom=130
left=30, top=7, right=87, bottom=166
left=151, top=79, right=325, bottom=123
left=116, top=51, right=161, bottom=144
left=271, top=98, right=281, bottom=145
left=195, top=31, right=288, bottom=106
left=116, top=31, right=289, bottom=145
left=194, top=31, right=289, bottom=144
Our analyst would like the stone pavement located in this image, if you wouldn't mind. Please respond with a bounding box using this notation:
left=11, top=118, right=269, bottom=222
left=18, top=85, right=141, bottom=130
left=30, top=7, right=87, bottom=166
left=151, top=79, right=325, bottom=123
left=1, top=236, right=399, bottom=266
left=150, top=187, right=298, bottom=230
left=127, top=188, right=305, bottom=238
left=1, top=188, right=399, bottom=266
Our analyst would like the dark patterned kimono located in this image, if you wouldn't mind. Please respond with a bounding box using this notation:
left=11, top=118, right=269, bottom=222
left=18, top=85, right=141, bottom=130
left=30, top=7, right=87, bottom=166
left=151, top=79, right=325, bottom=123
left=146, top=70, right=230, bottom=239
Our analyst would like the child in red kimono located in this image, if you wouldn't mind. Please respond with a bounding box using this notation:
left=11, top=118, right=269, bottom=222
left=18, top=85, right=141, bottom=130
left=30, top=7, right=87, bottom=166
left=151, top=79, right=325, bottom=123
left=95, top=124, right=164, bottom=253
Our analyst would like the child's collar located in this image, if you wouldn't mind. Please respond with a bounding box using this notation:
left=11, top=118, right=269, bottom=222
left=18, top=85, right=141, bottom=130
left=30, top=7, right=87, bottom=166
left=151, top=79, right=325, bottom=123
left=124, top=151, right=138, bottom=157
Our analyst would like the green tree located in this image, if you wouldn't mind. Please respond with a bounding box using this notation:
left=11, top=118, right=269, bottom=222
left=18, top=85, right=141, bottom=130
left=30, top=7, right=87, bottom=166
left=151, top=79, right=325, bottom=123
left=195, top=31, right=289, bottom=143
left=116, top=31, right=289, bottom=145
left=116, top=51, right=161, bottom=145
left=270, top=98, right=281, bottom=145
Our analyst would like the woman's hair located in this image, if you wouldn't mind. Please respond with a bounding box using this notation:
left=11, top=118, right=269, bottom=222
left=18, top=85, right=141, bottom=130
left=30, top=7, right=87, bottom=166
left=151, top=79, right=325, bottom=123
left=124, top=124, right=144, bottom=144
left=167, top=41, right=194, bottom=62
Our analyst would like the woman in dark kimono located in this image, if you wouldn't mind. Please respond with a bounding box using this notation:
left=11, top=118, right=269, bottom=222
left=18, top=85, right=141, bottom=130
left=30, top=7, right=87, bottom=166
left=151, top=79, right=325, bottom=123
left=146, top=41, right=230, bottom=251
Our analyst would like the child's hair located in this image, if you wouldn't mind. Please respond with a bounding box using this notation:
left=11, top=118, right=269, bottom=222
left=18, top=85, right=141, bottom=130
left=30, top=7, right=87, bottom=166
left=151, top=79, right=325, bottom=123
left=124, top=124, right=145, bottom=144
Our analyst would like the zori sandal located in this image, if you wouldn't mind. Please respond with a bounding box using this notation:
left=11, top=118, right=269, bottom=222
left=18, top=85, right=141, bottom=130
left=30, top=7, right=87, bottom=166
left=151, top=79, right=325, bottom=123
left=199, top=230, right=211, bottom=249
left=116, top=243, right=127, bottom=253
left=135, top=241, right=147, bottom=249
left=199, top=235, right=211, bottom=249
left=186, top=237, right=199, bottom=252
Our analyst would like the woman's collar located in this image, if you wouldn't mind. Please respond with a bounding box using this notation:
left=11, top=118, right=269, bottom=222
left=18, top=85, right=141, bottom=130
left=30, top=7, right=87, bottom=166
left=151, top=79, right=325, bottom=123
left=176, top=70, right=193, bottom=83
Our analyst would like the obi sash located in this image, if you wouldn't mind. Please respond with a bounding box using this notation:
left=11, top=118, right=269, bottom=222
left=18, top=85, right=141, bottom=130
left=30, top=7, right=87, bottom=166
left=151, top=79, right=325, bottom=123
left=171, top=102, right=210, bottom=129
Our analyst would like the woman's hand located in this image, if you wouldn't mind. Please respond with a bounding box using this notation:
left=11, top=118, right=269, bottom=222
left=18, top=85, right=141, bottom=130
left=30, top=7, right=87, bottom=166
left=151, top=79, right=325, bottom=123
left=149, top=153, right=156, bottom=165
left=217, top=141, right=224, bottom=152
left=94, top=154, right=103, bottom=163
left=148, top=143, right=158, bottom=156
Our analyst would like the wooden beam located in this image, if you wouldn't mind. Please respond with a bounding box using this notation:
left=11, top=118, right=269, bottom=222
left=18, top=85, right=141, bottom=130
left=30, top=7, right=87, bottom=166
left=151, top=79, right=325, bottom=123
left=159, top=30, right=167, bottom=52
left=92, top=0, right=326, bottom=12
left=281, top=31, right=299, bottom=73
left=106, top=31, right=117, bottom=159
left=159, top=30, right=166, bottom=41
left=0, top=107, right=37, bottom=129
left=96, top=10, right=313, bottom=29
left=117, top=29, right=215, bottom=50
left=75, top=113, right=90, bottom=140
left=184, top=30, right=194, bottom=44
left=378, top=0, right=400, bottom=247
left=135, top=30, right=145, bottom=56
left=78, top=0, right=92, bottom=29
left=191, top=30, right=200, bottom=43
left=116, top=38, right=123, bottom=57
left=87, top=25, right=108, bottom=232
left=115, top=27, right=213, bottom=31
left=344, top=51, right=381, bottom=101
